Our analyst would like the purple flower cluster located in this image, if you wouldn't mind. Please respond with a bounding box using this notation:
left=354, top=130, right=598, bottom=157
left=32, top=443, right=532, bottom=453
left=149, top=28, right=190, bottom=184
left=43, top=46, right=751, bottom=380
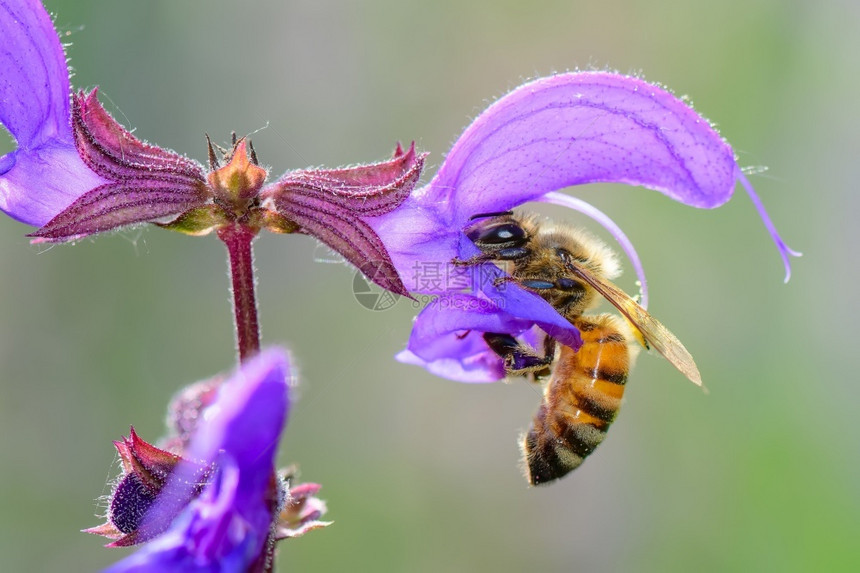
left=94, top=349, right=329, bottom=573
left=372, top=73, right=800, bottom=382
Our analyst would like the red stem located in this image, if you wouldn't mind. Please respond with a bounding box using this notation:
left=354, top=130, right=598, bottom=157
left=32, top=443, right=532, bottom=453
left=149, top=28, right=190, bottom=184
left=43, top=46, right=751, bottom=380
left=219, top=226, right=278, bottom=573
left=217, top=224, right=260, bottom=363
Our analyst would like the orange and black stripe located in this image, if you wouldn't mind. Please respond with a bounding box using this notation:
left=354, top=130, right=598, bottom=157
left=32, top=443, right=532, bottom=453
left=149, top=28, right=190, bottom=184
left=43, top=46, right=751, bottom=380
left=522, top=315, right=630, bottom=485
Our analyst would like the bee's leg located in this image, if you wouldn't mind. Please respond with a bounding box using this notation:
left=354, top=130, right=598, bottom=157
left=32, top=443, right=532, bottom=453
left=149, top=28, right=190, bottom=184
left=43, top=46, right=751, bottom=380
left=452, top=252, right=496, bottom=266
left=526, top=335, right=557, bottom=382
left=483, top=332, right=554, bottom=376
left=542, top=335, right=557, bottom=361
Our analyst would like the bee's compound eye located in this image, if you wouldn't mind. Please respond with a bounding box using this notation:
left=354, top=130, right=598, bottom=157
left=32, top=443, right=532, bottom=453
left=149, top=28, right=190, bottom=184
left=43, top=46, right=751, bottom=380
left=467, top=222, right=526, bottom=246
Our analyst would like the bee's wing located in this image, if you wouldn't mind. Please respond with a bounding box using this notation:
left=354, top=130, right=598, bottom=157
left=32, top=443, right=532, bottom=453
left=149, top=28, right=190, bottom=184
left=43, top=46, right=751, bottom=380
left=568, top=262, right=703, bottom=387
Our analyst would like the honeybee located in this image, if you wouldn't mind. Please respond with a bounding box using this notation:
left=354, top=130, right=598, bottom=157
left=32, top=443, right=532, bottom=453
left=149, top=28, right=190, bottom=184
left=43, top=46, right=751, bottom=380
left=460, top=211, right=701, bottom=485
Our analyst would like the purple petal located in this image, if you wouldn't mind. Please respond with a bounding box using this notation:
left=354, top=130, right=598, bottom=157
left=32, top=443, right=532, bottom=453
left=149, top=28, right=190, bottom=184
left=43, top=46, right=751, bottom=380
left=0, top=0, right=69, bottom=150
left=106, top=348, right=291, bottom=572
left=396, top=293, right=522, bottom=382
left=370, top=72, right=796, bottom=287
left=186, top=348, right=289, bottom=478
left=425, top=72, right=739, bottom=221
left=0, top=0, right=107, bottom=226
left=0, top=142, right=107, bottom=226
left=364, top=194, right=455, bottom=292
left=397, top=283, right=581, bottom=383
left=467, top=262, right=581, bottom=348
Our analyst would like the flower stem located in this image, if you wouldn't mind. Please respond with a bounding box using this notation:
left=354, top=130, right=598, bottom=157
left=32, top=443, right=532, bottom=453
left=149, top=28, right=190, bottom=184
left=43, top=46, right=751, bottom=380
left=217, top=224, right=261, bottom=363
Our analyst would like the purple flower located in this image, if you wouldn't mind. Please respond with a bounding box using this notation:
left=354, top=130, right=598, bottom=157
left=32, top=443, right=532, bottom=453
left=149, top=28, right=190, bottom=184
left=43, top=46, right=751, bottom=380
left=85, top=347, right=328, bottom=573
left=0, top=0, right=426, bottom=296
left=370, top=72, right=800, bottom=382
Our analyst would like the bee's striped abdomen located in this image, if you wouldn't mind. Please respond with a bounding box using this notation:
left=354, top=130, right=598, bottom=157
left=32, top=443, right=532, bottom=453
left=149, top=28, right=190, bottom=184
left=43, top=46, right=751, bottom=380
left=522, top=315, right=631, bottom=485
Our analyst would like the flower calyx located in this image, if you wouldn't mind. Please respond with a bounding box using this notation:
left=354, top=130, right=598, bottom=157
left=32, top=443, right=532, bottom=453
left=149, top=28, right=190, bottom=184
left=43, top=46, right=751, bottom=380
left=84, top=427, right=211, bottom=547
left=275, top=468, right=332, bottom=540
left=25, top=89, right=425, bottom=296
left=207, top=135, right=267, bottom=217
left=261, top=142, right=427, bottom=296
left=29, top=90, right=210, bottom=242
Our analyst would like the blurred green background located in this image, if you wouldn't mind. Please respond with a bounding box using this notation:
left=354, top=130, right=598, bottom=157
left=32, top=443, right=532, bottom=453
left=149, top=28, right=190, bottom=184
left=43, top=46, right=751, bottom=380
left=1, top=0, right=857, bottom=571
